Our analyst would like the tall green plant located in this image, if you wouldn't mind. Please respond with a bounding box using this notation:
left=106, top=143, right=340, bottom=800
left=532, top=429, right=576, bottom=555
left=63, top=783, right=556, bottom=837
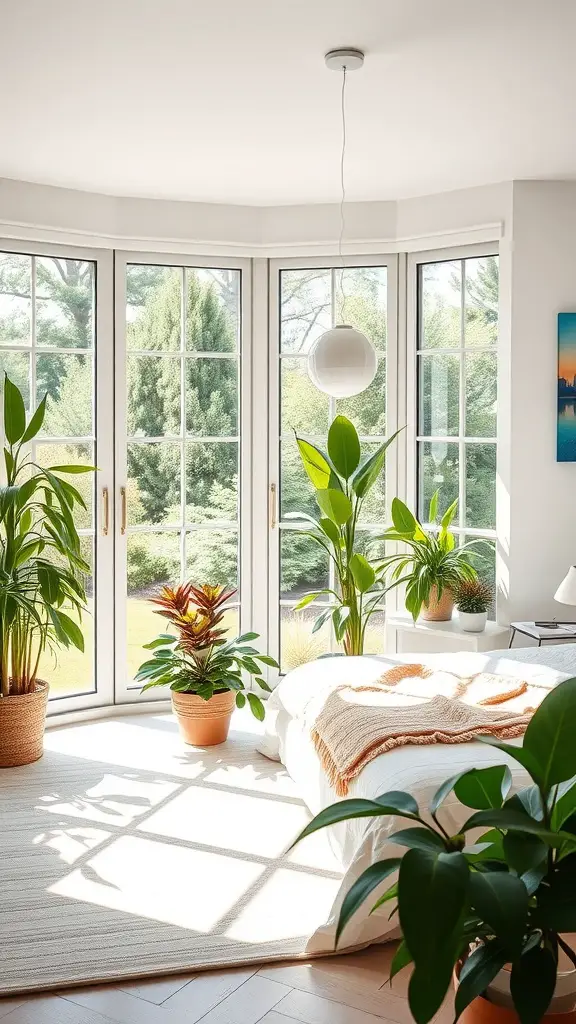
left=292, top=416, right=402, bottom=656
left=377, top=492, right=480, bottom=620
left=293, top=676, right=576, bottom=1024
left=0, top=375, right=94, bottom=697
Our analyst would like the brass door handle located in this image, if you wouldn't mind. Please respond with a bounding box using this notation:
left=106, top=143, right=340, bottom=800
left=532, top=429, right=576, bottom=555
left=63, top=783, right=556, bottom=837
left=101, top=487, right=109, bottom=536
left=269, top=483, right=277, bottom=530
left=120, top=486, right=127, bottom=535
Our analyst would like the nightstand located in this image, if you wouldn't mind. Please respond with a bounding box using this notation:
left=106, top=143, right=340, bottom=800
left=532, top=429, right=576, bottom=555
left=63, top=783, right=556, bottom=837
left=509, top=621, right=576, bottom=648
left=385, top=612, right=510, bottom=655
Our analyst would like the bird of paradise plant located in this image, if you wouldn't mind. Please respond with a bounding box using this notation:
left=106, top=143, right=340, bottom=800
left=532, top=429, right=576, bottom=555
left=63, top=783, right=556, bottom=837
left=135, top=582, right=278, bottom=720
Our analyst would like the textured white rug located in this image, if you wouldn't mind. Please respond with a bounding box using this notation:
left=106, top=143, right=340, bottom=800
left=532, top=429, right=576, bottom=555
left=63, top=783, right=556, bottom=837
left=0, top=710, right=343, bottom=995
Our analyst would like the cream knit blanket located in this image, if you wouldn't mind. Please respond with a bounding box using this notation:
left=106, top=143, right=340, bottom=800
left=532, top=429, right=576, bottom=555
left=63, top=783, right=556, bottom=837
left=311, top=664, right=536, bottom=796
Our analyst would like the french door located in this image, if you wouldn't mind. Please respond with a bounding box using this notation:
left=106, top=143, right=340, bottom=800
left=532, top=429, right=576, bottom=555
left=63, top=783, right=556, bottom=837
left=0, top=239, right=115, bottom=714
left=113, top=253, right=252, bottom=703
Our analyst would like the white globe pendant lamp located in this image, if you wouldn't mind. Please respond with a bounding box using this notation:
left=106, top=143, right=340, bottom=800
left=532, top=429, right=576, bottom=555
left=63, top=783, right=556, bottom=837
left=307, top=48, right=377, bottom=399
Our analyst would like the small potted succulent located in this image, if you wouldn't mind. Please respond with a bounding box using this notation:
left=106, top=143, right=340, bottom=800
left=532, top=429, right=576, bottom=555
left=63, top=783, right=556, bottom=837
left=293, top=675, right=576, bottom=1024
left=455, top=578, right=493, bottom=633
left=135, top=582, right=278, bottom=746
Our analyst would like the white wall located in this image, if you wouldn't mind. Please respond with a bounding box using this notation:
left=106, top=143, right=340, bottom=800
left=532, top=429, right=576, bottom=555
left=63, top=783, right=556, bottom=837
left=501, top=181, right=576, bottom=621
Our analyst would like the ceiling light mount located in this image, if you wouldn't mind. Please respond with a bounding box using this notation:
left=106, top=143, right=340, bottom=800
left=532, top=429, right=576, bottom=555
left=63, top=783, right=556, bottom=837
left=324, top=48, right=365, bottom=73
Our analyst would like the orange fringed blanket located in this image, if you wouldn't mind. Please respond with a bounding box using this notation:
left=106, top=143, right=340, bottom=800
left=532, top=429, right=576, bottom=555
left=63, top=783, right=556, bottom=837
left=311, top=665, right=536, bottom=796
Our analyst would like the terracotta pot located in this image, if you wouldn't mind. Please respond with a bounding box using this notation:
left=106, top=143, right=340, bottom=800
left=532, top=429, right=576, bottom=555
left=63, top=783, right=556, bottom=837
left=171, top=689, right=236, bottom=746
left=421, top=587, right=454, bottom=621
left=0, top=680, right=49, bottom=768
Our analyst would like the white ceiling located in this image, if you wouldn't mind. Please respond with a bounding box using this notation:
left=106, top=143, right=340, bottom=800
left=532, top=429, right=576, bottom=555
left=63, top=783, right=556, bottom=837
left=2, top=0, right=576, bottom=206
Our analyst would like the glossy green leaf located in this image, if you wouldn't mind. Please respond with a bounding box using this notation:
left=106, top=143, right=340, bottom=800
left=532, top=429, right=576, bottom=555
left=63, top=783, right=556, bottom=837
left=327, top=415, right=360, bottom=480
left=54, top=610, right=84, bottom=652
left=391, top=497, right=417, bottom=536
left=552, top=780, right=576, bottom=830
left=510, top=945, right=557, bottom=1024
left=454, top=765, right=512, bottom=810
left=21, top=393, right=47, bottom=442
left=295, top=437, right=332, bottom=489
left=316, top=488, right=353, bottom=526
left=454, top=939, right=508, bottom=1022
left=291, top=794, right=420, bottom=849
left=428, top=490, right=438, bottom=524
left=461, top=807, right=573, bottom=845
left=319, top=517, right=341, bottom=547
left=351, top=427, right=403, bottom=499
left=389, top=940, right=413, bottom=984
left=370, top=880, right=397, bottom=914
left=502, top=831, right=547, bottom=877
left=537, top=854, right=576, bottom=930
left=247, top=692, right=265, bottom=721
left=235, top=691, right=246, bottom=709
left=506, top=785, right=544, bottom=821
left=469, top=870, right=528, bottom=955
left=335, top=858, right=400, bottom=945
left=349, top=553, right=376, bottom=593
left=440, top=498, right=458, bottom=529
left=49, top=464, right=96, bottom=474
left=523, top=675, right=576, bottom=788
left=475, top=735, right=543, bottom=781
left=387, top=827, right=446, bottom=853
left=4, top=374, right=26, bottom=444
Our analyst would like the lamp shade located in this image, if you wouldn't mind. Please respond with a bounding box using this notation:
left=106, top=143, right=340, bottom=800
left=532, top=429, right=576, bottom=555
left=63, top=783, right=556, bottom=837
left=554, top=566, right=576, bottom=605
left=307, top=324, right=377, bottom=398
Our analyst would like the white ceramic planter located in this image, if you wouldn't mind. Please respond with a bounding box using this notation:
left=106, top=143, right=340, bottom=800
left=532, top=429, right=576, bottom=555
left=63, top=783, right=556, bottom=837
left=458, top=610, right=488, bottom=633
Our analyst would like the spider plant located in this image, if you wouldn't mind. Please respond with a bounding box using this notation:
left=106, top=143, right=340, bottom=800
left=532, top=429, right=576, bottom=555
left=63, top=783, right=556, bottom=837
left=377, top=491, right=480, bottom=621
left=0, top=374, right=94, bottom=697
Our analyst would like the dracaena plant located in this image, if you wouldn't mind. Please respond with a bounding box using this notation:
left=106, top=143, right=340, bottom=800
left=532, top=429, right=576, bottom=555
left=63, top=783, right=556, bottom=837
left=135, top=582, right=278, bottom=721
left=293, top=676, right=576, bottom=1024
left=377, top=491, right=480, bottom=621
left=291, top=416, right=402, bottom=656
left=0, top=374, right=94, bottom=697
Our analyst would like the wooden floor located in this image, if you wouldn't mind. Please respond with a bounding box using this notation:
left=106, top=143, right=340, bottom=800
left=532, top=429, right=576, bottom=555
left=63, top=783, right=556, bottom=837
left=0, top=944, right=452, bottom=1024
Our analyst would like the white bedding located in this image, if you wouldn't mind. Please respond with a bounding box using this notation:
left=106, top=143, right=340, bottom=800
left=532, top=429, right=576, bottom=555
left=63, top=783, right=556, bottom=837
left=262, top=644, right=576, bottom=952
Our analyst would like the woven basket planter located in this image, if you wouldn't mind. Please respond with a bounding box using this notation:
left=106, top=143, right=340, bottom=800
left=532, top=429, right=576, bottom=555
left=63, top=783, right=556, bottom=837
left=421, top=586, right=454, bottom=622
left=171, top=689, right=236, bottom=746
left=0, top=681, right=49, bottom=768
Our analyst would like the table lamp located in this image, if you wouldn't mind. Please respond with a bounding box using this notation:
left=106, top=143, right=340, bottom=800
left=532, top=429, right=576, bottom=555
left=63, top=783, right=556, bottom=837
left=554, top=566, right=576, bottom=609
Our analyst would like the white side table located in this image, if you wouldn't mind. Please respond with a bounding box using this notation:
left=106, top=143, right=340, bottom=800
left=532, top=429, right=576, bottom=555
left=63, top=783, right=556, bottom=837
left=385, top=612, right=510, bottom=655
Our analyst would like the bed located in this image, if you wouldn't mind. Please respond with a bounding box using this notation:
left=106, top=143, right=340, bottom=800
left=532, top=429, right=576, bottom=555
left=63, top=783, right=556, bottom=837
left=261, top=644, right=576, bottom=952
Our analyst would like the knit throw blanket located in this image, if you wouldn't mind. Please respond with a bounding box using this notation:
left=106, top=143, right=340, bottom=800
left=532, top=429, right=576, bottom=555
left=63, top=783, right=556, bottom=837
left=311, top=664, right=536, bottom=796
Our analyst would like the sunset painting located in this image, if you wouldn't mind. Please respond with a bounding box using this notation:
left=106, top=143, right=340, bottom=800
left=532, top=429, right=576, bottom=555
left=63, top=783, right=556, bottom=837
left=558, top=313, right=576, bottom=461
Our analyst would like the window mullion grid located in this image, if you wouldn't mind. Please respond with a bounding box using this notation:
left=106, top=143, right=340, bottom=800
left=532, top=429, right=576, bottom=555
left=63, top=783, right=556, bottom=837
left=179, top=267, right=187, bottom=583
left=30, top=256, right=37, bottom=466
left=458, top=260, right=466, bottom=531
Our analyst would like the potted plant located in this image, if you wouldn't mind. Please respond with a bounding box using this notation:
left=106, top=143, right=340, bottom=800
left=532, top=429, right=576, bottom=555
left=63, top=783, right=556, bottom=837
left=291, top=415, right=402, bottom=655
left=0, top=375, right=94, bottom=767
left=135, top=582, right=278, bottom=745
left=455, top=578, right=494, bottom=633
left=293, top=675, right=576, bottom=1024
left=378, top=492, right=480, bottom=621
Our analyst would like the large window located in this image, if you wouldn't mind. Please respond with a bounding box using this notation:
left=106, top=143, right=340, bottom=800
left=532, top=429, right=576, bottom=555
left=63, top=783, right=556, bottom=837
left=416, top=254, right=498, bottom=603
left=275, top=263, right=390, bottom=674
left=0, top=249, right=98, bottom=699
left=121, top=263, right=242, bottom=687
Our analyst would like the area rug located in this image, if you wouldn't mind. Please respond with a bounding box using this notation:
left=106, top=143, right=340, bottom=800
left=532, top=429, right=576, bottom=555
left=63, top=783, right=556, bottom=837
left=0, top=710, right=343, bottom=995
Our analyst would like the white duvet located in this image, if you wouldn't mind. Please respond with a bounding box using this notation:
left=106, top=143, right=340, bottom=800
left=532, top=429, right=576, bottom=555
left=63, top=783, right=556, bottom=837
left=261, top=644, right=576, bottom=952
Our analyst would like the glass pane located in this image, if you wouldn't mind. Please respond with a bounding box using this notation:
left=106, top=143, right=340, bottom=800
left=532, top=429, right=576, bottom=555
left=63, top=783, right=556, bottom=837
left=186, top=357, right=238, bottom=436
left=466, top=352, right=497, bottom=437
left=127, top=532, right=182, bottom=682
left=36, top=257, right=94, bottom=349
left=418, top=441, right=460, bottom=524
left=127, top=442, right=181, bottom=526
left=420, top=260, right=462, bottom=349
left=35, top=442, right=94, bottom=531
left=280, top=437, right=321, bottom=520
left=280, top=530, right=329, bottom=601
left=186, top=268, right=239, bottom=352
left=186, top=529, right=239, bottom=589
left=0, top=252, right=31, bottom=345
left=126, top=265, right=181, bottom=352
left=281, top=357, right=329, bottom=435
left=127, top=355, right=181, bottom=436
left=334, top=266, right=387, bottom=351
left=463, top=535, right=496, bottom=618
left=465, top=257, right=498, bottom=347
left=419, top=353, right=460, bottom=436
left=37, top=353, right=93, bottom=437
left=280, top=606, right=330, bottom=674
left=337, top=358, right=386, bottom=435
left=356, top=442, right=387, bottom=525
left=40, top=536, right=94, bottom=698
left=0, top=351, right=30, bottom=411
left=280, top=269, right=332, bottom=354
left=186, top=441, right=238, bottom=519
left=466, top=443, right=496, bottom=530
left=363, top=610, right=386, bottom=655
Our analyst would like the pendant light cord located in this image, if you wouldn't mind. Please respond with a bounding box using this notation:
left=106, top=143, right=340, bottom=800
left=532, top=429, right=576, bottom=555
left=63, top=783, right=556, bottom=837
left=338, top=65, right=347, bottom=319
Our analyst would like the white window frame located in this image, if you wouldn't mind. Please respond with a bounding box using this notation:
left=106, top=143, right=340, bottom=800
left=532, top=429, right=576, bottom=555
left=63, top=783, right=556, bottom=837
left=406, top=243, right=499, bottom=605
left=266, top=254, right=400, bottom=682
left=113, top=251, right=252, bottom=704
left=0, top=237, right=115, bottom=716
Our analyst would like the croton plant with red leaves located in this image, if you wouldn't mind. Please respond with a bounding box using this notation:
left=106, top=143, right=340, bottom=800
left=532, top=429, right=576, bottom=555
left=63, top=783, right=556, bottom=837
left=135, top=583, right=278, bottom=720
